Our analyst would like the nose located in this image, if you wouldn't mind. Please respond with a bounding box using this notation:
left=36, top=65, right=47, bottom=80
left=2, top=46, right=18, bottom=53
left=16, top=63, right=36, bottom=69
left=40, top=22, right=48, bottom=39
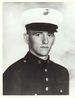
left=42, top=33, right=48, bottom=44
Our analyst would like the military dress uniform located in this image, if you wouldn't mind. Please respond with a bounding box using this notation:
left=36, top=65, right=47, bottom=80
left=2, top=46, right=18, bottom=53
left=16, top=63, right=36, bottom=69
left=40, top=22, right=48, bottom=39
left=3, top=51, right=69, bottom=95
left=3, top=8, right=69, bottom=95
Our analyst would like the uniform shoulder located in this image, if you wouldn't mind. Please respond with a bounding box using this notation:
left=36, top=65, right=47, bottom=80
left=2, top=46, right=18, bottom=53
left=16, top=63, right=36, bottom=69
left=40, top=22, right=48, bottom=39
left=3, top=57, right=25, bottom=75
left=49, top=60, right=69, bottom=75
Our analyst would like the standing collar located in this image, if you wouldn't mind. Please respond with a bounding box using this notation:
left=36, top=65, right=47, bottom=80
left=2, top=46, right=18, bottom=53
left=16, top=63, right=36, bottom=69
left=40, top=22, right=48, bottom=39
left=24, top=51, right=50, bottom=64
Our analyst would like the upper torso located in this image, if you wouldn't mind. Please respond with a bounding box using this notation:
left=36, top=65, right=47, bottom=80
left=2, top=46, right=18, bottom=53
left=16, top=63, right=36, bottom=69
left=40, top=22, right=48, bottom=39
left=3, top=51, right=69, bottom=95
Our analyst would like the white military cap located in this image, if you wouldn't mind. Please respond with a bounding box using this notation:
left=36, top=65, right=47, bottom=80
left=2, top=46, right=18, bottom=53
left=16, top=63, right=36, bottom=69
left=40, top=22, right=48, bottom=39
left=22, top=8, right=63, bottom=26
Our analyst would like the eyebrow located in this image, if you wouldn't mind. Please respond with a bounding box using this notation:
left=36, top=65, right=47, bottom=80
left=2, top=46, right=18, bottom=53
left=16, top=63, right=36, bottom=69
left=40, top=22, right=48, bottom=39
left=29, top=30, right=55, bottom=34
left=30, top=31, right=43, bottom=34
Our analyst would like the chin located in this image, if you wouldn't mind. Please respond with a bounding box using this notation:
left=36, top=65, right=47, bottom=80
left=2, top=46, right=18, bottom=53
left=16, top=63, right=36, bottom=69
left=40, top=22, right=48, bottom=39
left=38, top=52, right=49, bottom=57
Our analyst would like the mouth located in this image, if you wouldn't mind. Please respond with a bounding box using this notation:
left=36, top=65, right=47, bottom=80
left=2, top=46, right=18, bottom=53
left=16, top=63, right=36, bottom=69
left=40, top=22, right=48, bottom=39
left=40, top=46, right=49, bottom=48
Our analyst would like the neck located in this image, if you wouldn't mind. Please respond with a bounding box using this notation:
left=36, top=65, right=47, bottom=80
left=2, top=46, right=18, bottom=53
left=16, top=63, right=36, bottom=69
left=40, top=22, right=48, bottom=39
left=29, top=50, right=48, bottom=60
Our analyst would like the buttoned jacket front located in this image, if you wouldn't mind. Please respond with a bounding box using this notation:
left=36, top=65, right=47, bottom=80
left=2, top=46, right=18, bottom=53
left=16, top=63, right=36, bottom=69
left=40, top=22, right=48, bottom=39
left=3, top=52, right=69, bottom=95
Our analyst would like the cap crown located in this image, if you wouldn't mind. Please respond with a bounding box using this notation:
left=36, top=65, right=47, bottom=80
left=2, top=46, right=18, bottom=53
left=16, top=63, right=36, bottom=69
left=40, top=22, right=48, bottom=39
left=22, top=8, right=63, bottom=26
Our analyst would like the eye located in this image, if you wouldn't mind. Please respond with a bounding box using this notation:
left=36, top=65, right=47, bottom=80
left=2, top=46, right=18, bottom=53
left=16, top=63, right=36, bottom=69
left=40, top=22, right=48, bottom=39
left=35, top=33, right=40, bottom=36
left=48, top=34, right=51, bottom=37
left=33, top=32, right=41, bottom=36
left=48, top=33, right=54, bottom=37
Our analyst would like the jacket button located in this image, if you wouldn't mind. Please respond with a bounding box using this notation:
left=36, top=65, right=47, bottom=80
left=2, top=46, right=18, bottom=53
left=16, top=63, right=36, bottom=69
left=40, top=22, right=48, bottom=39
left=24, top=60, right=26, bottom=63
left=60, top=89, right=63, bottom=93
left=45, top=87, right=48, bottom=91
left=44, top=69, right=47, bottom=72
left=38, top=60, right=41, bottom=64
left=35, top=93, right=37, bottom=95
left=46, top=77, right=48, bottom=81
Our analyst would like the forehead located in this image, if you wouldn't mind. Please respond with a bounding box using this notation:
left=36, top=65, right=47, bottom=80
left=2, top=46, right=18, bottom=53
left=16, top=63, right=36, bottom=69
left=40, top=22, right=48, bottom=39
left=28, top=30, right=55, bottom=35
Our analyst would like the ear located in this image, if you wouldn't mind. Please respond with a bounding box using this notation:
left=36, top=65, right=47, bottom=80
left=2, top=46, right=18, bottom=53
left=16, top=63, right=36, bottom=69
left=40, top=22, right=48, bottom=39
left=23, top=33, right=29, bottom=44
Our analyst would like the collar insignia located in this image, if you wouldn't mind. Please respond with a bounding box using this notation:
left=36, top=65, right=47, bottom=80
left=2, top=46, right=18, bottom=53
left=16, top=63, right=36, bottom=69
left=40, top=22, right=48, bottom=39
left=43, top=9, right=49, bottom=15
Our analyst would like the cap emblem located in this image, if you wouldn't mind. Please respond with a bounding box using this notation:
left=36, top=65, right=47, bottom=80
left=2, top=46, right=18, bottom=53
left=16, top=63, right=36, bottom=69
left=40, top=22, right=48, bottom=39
left=43, top=9, right=49, bottom=15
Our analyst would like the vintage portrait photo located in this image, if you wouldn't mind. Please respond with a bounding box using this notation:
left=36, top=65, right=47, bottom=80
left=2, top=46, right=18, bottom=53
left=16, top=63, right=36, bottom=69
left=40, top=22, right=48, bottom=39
left=2, top=2, right=75, bottom=96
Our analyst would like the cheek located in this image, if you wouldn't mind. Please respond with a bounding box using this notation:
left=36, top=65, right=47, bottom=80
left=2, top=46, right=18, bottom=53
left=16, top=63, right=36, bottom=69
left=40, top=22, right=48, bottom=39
left=52, top=37, right=55, bottom=44
left=49, top=37, right=55, bottom=46
left=29, top=36, right=34, bottom=47
left=29, top=36, right=40, bottom=48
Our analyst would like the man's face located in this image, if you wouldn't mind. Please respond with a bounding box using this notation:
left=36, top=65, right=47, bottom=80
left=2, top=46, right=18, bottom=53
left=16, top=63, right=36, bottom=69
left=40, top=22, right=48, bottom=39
left=27, top=30, right=55, bottom=57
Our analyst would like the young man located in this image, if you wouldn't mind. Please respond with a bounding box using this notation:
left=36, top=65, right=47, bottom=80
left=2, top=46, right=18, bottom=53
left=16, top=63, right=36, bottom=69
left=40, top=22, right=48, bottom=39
left=3, top=8, right=69, bottom=95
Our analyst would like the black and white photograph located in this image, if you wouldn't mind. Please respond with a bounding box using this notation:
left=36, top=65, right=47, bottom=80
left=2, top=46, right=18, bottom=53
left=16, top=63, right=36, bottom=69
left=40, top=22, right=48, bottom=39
left=2, top=2, right=75, bottom=96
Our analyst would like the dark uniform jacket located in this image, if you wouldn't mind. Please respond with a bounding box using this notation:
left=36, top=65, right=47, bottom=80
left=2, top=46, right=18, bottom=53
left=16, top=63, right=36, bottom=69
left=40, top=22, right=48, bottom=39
left=3, top=51, right=69, bottom=95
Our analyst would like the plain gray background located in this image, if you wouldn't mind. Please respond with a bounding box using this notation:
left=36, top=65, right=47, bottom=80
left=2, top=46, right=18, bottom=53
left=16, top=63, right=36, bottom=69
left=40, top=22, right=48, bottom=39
left=3, top=2, right=75, bottom=95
